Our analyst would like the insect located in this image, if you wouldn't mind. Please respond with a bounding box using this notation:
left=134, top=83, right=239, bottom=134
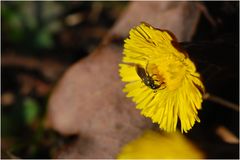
left=136, top=64, right=165, bottom=90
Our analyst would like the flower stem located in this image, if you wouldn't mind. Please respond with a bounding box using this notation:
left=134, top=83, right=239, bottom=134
left=204, top=93, right=239, bottom=112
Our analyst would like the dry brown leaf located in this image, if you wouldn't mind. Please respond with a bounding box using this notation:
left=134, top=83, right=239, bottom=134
left=110, top=1, right=201, bottom=41
left=47, top=44, right=152, bottom=158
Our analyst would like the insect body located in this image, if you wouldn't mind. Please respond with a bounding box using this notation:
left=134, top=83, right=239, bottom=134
left=136, top=65, right=164, bottom=90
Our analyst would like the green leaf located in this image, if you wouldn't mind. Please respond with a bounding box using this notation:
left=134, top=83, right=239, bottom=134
left=23, top=98, right=40, bottom=125
left=35, top=29, right=54, bottom=48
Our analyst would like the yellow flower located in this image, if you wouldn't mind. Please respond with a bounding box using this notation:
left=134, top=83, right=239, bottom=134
left=119, top=23, right=204, bottom=133
left=117, top=130, right=204, bottom=159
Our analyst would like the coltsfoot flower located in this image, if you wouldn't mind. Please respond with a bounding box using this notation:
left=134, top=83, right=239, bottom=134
left=119, top=23, right=204, bottom=133
left=117, top=130, right=204, bottom=159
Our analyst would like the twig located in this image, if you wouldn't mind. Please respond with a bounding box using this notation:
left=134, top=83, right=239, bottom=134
left=203, top=93, right=239, bottom=112
left=2, top=53, right=67, bottom=81
left=216, top=126, right=239, bottom=144
left=196, top=2, right=218, bottom=27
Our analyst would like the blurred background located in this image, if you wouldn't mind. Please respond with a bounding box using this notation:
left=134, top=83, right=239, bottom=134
left=2, top=1, right=127, bottom=158
left=1, top=1, right=239, bottom=159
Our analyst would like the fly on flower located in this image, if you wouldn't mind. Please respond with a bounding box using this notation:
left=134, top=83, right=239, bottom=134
left=119, top=22, right=205, bottom=133
left=135, top=64, right=166, bottom=90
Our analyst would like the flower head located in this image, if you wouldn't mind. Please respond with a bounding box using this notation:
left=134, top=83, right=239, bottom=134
left=117, top=130, right=204, bottom=159
left=119, top=23, right=204, bottom=133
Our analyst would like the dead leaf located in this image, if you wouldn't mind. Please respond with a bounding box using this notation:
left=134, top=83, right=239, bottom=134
left=110, top=1, right=201, bottom=41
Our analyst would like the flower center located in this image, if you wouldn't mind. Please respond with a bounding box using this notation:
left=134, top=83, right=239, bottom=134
left=146, top=63, right=166, bottom=90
